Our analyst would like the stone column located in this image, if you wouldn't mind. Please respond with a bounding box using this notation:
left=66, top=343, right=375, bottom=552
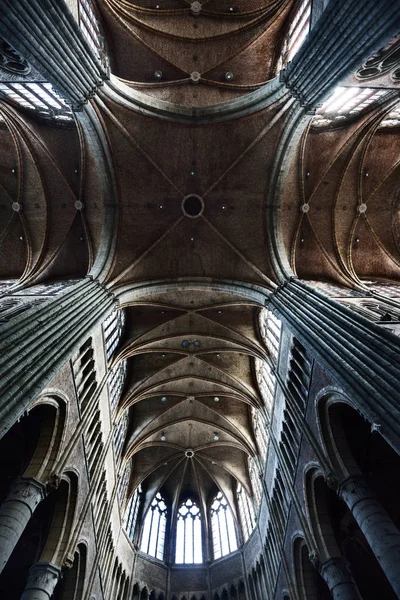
left=283, top=0, right=400, bottom=109
left=270, top=280, right=400, bottom=449
left=339, top=476, right=400, bottom=597
left=0, top=278, right=115, bottom=439
left=0, top=478, right=46, bottom=573
left=20, top=562, right=61, bottom=600
left=0, top=0, right=108, bottom=109
left=320, top=557, right=363, bottom=600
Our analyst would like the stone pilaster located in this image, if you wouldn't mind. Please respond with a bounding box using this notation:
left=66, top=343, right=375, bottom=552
left=339, top=476, right=400, bottom=597
left=269, top=280, right=400, bottom=448
left=282, top=0, right=400, bottom=109
left=320, top=557, right=363, bottom=600
left=0, top=278, right=115, bottom=438
left=20, top=562, right=61, bottom=600
left=0, top=0, right=108, bottom=109
left=0, top=478, right=46, bottom=573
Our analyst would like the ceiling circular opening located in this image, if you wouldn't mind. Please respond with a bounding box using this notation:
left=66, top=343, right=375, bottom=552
left=185, top=449, right=195, bottom=458
left=182, top=194, right=204, bottom=218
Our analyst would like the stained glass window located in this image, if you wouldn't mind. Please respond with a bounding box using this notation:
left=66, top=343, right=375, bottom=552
left=140, top=492, right=167, bottom=561
left=211, top=492, right=238, bottom=559
left=175, top=498, right=203, bottom=564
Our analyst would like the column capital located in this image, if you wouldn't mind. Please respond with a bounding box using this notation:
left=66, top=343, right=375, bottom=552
left=24, top=563, right=61, bottom=598
left=320, top=556, right=353, bottom=584
left=338, top=475, right=373, bottom=511
left=6, top=477, right=46, bottom=512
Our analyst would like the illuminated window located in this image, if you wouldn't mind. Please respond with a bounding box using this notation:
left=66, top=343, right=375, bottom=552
left=78, top=0, right=107, bottom=68
left=118, top=461, right=131, bottom=505
left=211, top=492, right=238, bottom=559
left=278, top=0, right=311, bottom=71
left=103, top=309, right=125, bottom=360
left=140, top=492, right=167, bottom=561
left=113, top=410, right=129, bottom=457
left=237, top=483, right=256, bottom=542
left=124, top=485, right=142, bottom=542
left=108, top=360, right=127, bottom=412
left=249, top=458, right=262, bottom=507
left=260, top=309, right=282, bottom=362
left=175, top=498, right=203, bottom=564
left=313, top=87, right=389, bottom=128
left=251, top=406, right=268, bottom=460
left=0, top=82, right=72, bottom=122
left=255, top=360, right=276, bottom=413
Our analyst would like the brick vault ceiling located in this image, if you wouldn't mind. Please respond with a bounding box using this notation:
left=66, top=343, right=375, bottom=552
left=1, top=0, right=400, bottom=516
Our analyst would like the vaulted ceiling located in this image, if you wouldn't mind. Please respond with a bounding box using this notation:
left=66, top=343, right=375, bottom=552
left=1, top=0, right=400, bottom=531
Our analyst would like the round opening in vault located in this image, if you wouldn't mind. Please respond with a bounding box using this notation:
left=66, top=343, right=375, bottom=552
left=182, top=194, right=204, bottom=218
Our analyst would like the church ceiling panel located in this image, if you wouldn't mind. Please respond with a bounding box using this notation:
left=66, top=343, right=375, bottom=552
left=97, top=0, right=291, bottom=104
left=281, top=104, right=400, bottom=286
left=96, top=95, right=286, bottom=287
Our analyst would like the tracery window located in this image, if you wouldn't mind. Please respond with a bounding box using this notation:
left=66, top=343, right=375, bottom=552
left=140, top=492, right=167, bottom=561
left=175, top=498, right=203, bottom=564
left=249, top=458, right=262, bottom=507
left=211, top=492, right=238, bottom=559
left=277, top=0, right=311, bottom=71
left=118, top=461, right=131, bottom=505
left=103, top=309, right=125, bottom=361
left=124, top=485, right=142, bottom=542
left=0, top=82, right=72, bottom=123
left=312, top=87, right=389, bottom=128
left=251, top=406, right=268, bottom=460
left=237, top=483, right=256, bottom=542
left=108, top=360, right=127, bottom=413
left=259, top=309, right=282, bottom=363
left=343, top=301, right=400, bottom=323
left=255, top=359, right=276, bottom=414
left=78, top=0, right=107, bottom=68
left=113, top=410, right=129, bottom=458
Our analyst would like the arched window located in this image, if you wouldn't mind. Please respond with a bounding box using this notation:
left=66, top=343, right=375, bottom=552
left=103, top=309, right=126, bottom=361
left=211, top=492, right=238, bottom=559
left=124, top=485, right=142, bottom=542
left=251, top=406, right=268, bottom=460
left=175, top=498, right=203, bottom=564
left=255, top=359, right=276, bottom=414
left=140, top=492, right=167, bottom=561
left=78, top=0, right=106, bottom=64
left=249, top=458, right=262, bottom=507
left=108, top=360, right=127, bottom=413
left=236, top=483, right=256, bottom=542
left=118, top=461, right=131, bottom=505
left=259, top=309, right=282, bottom=363
left=114, top=410, right=129, bottom=458
left=277, top=0, right=311, bottom=72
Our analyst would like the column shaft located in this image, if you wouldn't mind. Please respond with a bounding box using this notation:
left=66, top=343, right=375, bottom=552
left=270, top=280, right=400, bottom=447
left=0, top=478, right=46, bottom=573
left=283, top=0, right=400, bottom=108
left=20, top=562, right=61, bottom=600
left=320, top=557, right=363, bottom=600
left=340, top=477, right=400, bottom=597
left=0, top=0, right=108, bottom=108
left=0, top=278, right=115, bottom=438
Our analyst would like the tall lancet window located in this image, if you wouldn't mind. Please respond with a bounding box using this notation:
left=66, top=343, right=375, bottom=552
left=211, top=492, right=238, bottom=559
left=140, top=492, right=167, bottom=561
left=237, top=483, right=256, bottom=542
left=175, top=499, right=203, bottom=564
left=277, top=0, right=311, bottom=71
left=124, top=485, right=142, bottom=542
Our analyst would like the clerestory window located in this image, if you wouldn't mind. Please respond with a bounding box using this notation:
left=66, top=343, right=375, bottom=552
left=175, top=498, right=203, bottom=564
left=140, top=492, right=167, bottom=561
left=124, top=485, right=142, bottom=542
left=277, top=0, right=311, bottom=72
left=211, top=492, right=238, bottom=559
left=237, top=483, right=256, bottom=542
